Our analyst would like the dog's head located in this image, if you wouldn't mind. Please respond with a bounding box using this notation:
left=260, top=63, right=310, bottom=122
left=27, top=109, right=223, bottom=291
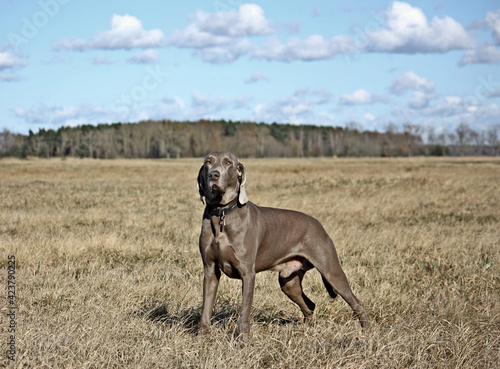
left=197, top=151, right=248, bottom=206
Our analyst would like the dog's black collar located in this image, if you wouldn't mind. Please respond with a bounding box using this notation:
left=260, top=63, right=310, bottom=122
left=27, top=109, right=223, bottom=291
left=207, top=198, right=240, bottom=217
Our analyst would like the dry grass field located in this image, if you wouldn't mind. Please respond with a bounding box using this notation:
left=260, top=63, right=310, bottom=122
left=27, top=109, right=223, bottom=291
left=1, top=156, right=499, bottom=368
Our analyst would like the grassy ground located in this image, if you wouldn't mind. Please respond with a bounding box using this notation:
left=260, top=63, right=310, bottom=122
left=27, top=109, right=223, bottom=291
left=1, top=156, right=499, bottom=368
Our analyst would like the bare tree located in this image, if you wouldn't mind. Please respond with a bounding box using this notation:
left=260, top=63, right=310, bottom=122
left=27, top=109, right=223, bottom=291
left=487, top=127, right=499, bottom=155
left=403, top=123, right=423, bottom=156
left=0, top=129, right=15, bottom=153
left=456, top=123, right=472, bottom=155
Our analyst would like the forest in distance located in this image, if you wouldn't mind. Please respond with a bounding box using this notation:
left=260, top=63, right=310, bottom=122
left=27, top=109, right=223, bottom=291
left=1, top=119, right=499, bottom=159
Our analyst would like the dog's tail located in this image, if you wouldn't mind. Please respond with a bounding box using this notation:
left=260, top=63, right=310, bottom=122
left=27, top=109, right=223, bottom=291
left=322, top=275, right=338, bottom=299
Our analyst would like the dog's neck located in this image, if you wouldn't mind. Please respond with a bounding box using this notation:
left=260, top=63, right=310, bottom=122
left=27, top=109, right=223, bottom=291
left=206, top=197, right=244, bottom=233
left=206, top=197, right=240, bottom=217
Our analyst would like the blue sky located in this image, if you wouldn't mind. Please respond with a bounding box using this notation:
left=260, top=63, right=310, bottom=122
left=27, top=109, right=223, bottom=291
left=1, top=0, right=500, bottom=136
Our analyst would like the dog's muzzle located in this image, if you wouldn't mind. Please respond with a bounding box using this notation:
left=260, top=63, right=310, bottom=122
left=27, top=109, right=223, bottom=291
left=210, top=183, right=225, bottom=194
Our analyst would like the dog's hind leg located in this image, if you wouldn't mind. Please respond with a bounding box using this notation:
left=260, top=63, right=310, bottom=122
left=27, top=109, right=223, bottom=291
left=322, top=275, right=337, bottom=299
left=308, top=240, right=370, bottom=329
left=319, top=267, right=370, bottom=329
left=279, top=270, right=316, bottom=324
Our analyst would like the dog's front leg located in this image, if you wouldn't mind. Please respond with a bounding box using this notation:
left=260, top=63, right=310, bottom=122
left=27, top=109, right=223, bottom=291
left=199, top=263, right=221, bottom=335
left=238, top=271, right=256, bottom=339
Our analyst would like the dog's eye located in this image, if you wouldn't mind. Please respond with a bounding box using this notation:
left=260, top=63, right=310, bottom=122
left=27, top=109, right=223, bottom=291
left=225, top=160, right=232, bottom=166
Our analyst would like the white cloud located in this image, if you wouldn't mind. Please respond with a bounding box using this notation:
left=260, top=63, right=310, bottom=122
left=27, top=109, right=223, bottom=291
left=0, top=73, right=22, bottom=82
left=252, top=88, right=335, bottom=124
left=144, top=92, right=253, bottom=122
left=489, top=89, right=500, bottom=98
left=190, top=90, right=250, bottom=117
left=53, top=39, right=88, bottom=52
left=12, top=103, right=129, bottom=126
left=252, top=34, right=352, bottom=61
left=54, top=14, right=166, bottom=51
left=253, top=2, right=474, bottom=62
left=281, top=102, right=310, bottom=115
left=168, top=23, right=232, bottom=49
left=366, top=2, right=474, bottom=53
left=390, top=71, right=435, bottom=94
left=458, top=9, right=500, bottom=66
left=168, top=5, right=270, bottom=49
left=445, top=96, right=461, bottom=105
left=167, top=4, right=273, bottom=63
left=0, top=51, right=28, bottom=70
left=54, top=2, right=474, bottom=65
left=245, top=72, right=270, bottom=84
left=340, top=89, right=372, bottom=105
left=0, top=51, right=27, bottom=82
left=485, top=9, right=500, bottom=44
left=408, top=91, right=435, bottom=109
left=386, top=96, right=490, bottom=131
left=339, top=89, right=390, bottom=105
left=294, top=88, right=333, bottom=104
left=364, top=113, right=375, bottom=121
left=471, top=103, right=500, bottom=128
left=127, top=49, right=160, bottom=64
left=162, top=96, right=185, bottom=110
left=13, top=105, right=56, bottom=124
left=390, top=94, right=500, bottom=132
left=47, top=2, right=479, bottom=67
left=458, top=43, right=500, bottom=66
left=12, top=92, right=250, bottom=128
left=145, top=97, right=186, bottom=120
left=389, top=71, right=437, bottom=109
left=423, top=98, right=500, bottom=128
left=193, top=4, right=274, bottom=37
left=193, top=39, right=253, bottom=64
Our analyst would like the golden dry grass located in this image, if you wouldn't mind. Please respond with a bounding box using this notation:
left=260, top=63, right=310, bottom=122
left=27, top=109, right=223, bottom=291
left=1, top=156, right=499, bottom=368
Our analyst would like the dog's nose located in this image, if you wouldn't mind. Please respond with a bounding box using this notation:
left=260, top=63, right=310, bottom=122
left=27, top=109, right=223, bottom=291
left=209, top=170, right=220, bottom=181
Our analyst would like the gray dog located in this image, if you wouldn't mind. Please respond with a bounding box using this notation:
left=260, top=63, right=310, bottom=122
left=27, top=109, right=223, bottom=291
left=197, top=151, right=369, bottom=338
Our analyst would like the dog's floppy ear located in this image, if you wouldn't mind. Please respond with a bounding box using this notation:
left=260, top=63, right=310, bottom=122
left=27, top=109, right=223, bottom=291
left=237, top=162, right=248, bottom=205
left=197, top=165, right=206, bottom=204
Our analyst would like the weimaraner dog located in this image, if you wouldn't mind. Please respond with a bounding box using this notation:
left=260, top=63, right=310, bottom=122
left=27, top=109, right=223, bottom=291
left=197, top=151, right=369, bottom=338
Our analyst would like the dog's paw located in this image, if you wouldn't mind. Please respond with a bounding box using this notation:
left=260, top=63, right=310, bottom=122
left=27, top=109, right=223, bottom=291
left=198, top=324, right=211, bottom=336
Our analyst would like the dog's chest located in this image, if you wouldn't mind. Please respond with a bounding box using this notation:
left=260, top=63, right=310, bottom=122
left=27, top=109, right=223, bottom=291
left=210, top=231, right=241, bottom=278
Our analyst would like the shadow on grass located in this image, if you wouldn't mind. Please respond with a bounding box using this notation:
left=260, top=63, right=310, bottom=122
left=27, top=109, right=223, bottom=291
left=134, top=300, right=300, bottom=334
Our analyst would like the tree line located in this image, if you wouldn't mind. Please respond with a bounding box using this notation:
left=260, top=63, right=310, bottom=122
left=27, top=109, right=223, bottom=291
left=0, top=120, right=498, bottom=159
